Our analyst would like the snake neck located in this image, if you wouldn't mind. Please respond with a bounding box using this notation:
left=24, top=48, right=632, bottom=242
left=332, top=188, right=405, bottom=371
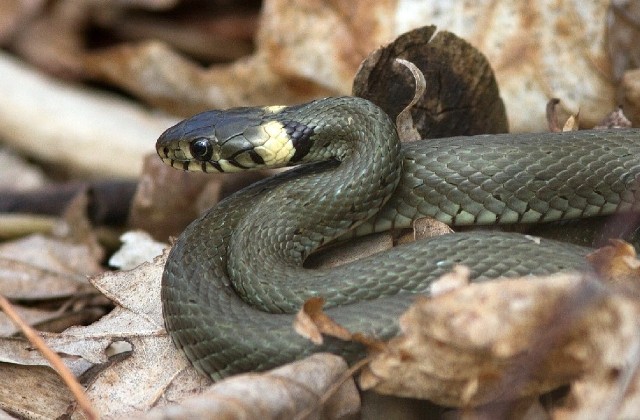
left=226, top=97, right=403, bottom=312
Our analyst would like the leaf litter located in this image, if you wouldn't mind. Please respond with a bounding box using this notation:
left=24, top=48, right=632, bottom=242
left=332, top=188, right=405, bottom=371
left=0, top=8, right=639, bottom=419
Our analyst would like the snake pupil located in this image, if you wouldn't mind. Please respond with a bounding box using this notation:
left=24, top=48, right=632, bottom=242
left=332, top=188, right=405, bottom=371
left=190, top=138, right=213, bottom=161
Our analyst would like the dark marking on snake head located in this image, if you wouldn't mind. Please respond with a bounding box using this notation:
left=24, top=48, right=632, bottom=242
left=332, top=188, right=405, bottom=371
left=227, top=159, right=250, bottom=170
left=283, top=121, right=315, bottom=162
left=211, top=161, right=223, bottom=172
left=248, top=149, right=265, bottom=165
left=190, top=138, right=214, bottom=162
left=182, top=161, right=189, bottom=171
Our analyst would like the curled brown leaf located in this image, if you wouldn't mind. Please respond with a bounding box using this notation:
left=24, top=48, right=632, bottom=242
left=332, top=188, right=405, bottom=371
left=360, top=271, right=640, bottom=408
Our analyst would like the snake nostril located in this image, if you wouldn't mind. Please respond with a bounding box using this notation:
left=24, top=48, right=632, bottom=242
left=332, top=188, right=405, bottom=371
left=163, top=146, right=170, bottom=157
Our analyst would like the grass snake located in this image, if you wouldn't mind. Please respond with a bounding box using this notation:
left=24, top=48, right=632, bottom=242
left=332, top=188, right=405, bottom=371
left=156, top=96, right=640, bottom=380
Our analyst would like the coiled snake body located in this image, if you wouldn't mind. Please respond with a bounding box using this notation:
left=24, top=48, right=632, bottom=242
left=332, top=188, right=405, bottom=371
left=156, top=97, right=640, bottom=380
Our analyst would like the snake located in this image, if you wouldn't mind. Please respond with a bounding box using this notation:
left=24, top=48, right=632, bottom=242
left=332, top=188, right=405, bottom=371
left=156, top=96, right=640, bottom=380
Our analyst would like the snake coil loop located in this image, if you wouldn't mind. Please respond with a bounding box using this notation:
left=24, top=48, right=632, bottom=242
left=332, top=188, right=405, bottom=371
left=156, top=96, right=640, bottom=379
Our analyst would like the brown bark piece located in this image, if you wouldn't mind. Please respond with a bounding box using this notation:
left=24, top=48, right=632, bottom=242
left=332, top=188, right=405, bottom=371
left=353, top=26, right=508, bottom=139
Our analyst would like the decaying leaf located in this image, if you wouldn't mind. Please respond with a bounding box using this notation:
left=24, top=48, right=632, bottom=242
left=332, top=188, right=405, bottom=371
left=546, top=98, right=562, bottom=132
left=294, top=298, right=352, bottom=345
left=546, top=98, right=580, bottom=132
left=395, top=217, right=454, bottom=245
left=594, top=106, right=632, bottom=129
left=128, top=154, right=269, bottom=241
left=359, top=271, right=640, bottom=409
left=562, top=113, right=580, bottom=131
left=607, top=0, right=640, bottom=82
left=621, top=68, right=640, bottom=125
left=0, top=364, right=75, bottom=419
left=587, top=239, right=640, bottom=295
left=393, top=58, right=426, bottom=142
left=138, top=353, right=360, bottom=420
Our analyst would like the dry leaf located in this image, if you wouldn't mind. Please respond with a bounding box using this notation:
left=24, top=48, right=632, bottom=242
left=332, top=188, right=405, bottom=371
left=562, top=113, right=580, bottom=131
left=108, top=231, right=167, bottom=270
left=305, top=232, right=393, bottom=269
left=0, top=235, right=97, bottom=299
left=395, top=217, right=454, bottom=245
left=1, top=242, right=365, bottom=418
left=607, top=0, right=640, bottom=82
left=429, top=265, right=471, bottom=297
left=587, top=239, right=640, bottom=295
left=0, top=364, right=74, bottom=419
left=47, top=0, right=616, bottom=132
left=0, top=49, right=176, bottom=177
left=546, top=98, right=562, bottom=132
left=393, top=58, right=426, bottom=142
left=128, top=154, right=268, bottom=241
left=138, top=353, right=360, bottom=420
left=620, top=68, right=640, bottom=125
left=294, top=298, right=352, bottom=345
left=360, top=272, right=640, bottom=408
left=593, top=106, right=632, bottom=129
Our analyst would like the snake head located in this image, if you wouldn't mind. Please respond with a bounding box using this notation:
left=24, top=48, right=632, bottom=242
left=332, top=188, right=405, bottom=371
left=156, top=105, right=316, bottom=173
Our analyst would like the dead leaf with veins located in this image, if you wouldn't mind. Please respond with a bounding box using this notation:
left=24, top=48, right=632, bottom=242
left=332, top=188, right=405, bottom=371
left=359, top=270, right=640, bottom=410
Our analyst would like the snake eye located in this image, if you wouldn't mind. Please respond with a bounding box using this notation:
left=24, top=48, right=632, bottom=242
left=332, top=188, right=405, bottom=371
left=190, top=138, right=213, bottom=161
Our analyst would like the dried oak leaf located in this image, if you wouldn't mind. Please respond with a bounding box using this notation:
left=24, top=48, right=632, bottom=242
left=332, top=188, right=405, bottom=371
left=0, top=240, right=361, bottom=418
left=360, top=271, right=640, bottom=408
left=353, top=25, right=508, bottom=140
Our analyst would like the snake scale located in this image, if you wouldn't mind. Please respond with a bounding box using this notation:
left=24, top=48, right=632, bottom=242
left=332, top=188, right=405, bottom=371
left=156, top=96, right=640, bottom=380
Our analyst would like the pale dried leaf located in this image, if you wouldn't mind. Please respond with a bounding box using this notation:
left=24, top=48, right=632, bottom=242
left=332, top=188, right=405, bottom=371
left=396, top=217, right=454, bottom=245
left=138, top=353, right=360, bottom=420
left=305, top=232, right=393, bottom=269
left=429, top=265, right=470, bottom=297
left=0, top=235, right=97, bottom=299
left=294, top=298, right=352, bottom=345
left=0, top=146, right=47, bottom=191
left=0, top=49, right=176, bottom=177
left=0, top=364, right=74, bottom=419
left=108, top=230, right=167, bottom=270
left=294, top=299, right=324, bottom=345
left=393, top=58, right=425, bottom=142
left=562, top=113, right=579, bottom=131
left=0, top=304, right=62, bottom=336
